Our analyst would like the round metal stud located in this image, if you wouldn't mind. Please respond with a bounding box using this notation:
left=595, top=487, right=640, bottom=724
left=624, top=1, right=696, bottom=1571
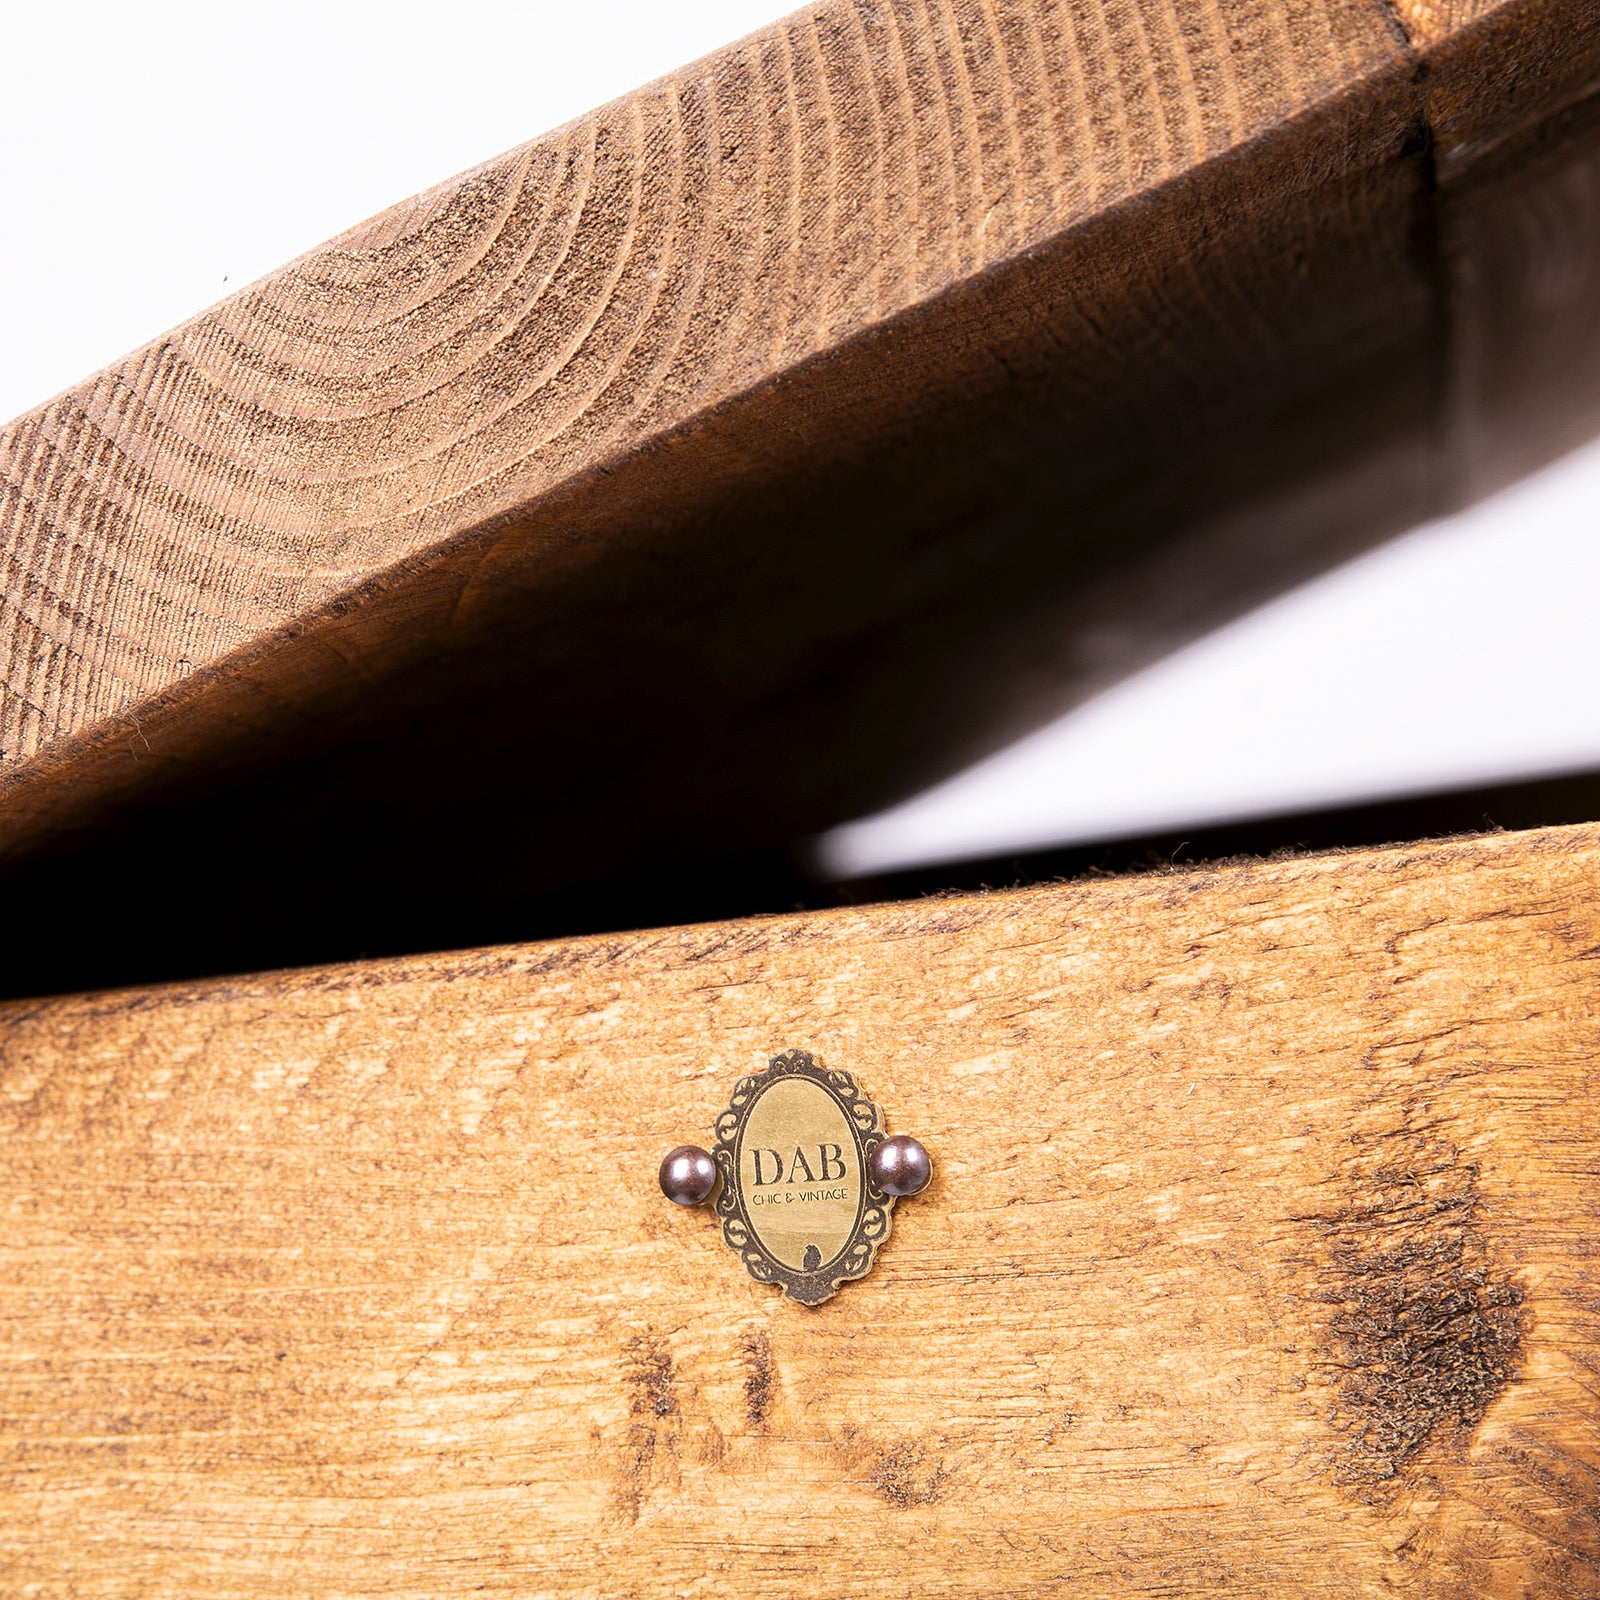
left=871, top=1134, right=932, bottom=1197
left=659, top=1145, right=718, bottom=1206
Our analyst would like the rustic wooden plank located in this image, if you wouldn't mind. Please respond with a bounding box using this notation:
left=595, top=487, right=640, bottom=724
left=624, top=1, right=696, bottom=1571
left=0, top=0, right=1401, bottom=784
left=3, top=823, right=1599, bottom=1594
left=2, top=0, right=1597, bottom=997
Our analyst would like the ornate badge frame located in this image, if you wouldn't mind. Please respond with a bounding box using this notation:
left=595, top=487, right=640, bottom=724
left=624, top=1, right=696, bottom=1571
left=712, top=1050, right=894, bottom=1306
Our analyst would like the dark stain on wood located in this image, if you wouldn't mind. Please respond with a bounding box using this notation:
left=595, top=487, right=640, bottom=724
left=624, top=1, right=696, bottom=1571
left=1308, top=1132, right=1526, bottom=1498
left=616, top=1424, right=656, bottom=1526
left=624, top=1334, right=678, bottom=1419
left=829, top=1426, right=950, bottom=1507
left=867, top=1443, right=949, bottom=1509
left=740, top=1329, right=775, bottom=1430
left=616, top=1333, right=680, bottom=1523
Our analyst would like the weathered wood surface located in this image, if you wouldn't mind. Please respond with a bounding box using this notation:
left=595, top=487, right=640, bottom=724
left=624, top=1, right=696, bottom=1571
left=3, top=823, right=1599, bottom=1595
left=1, top=0, right=1597, bottom=996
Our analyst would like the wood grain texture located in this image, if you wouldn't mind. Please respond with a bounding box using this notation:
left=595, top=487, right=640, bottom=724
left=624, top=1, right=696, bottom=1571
left=1, top=0, right=1598, bottom=997
left=0, top=0, right=1398, bottom=777
left=4, top=822, right=1600, bottom=1595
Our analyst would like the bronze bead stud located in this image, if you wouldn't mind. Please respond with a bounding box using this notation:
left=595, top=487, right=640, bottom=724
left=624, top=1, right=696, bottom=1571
left=659, top=1145, right=718, bottom=1206
left=871, top=1134, right=932, bottom=1197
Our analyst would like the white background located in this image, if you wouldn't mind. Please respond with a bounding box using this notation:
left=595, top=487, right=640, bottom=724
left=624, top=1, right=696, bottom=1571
left=5, top=1, right=1597, bottom=878
left=822, top=439, right=1600, bottom=875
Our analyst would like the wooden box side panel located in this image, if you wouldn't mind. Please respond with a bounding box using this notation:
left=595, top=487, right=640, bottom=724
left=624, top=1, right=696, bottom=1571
left=2, top=826, right=1599, bottom=1594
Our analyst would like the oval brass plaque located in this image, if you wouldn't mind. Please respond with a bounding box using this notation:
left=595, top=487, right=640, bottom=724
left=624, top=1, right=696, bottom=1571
left=739, top=1076, right=861, bottom=1270
left=713, top=1050, right=894, bottom=1305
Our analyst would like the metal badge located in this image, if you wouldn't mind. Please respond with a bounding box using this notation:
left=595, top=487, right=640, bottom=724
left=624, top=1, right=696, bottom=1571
left=659, top=1049, right=931, bottom=1306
